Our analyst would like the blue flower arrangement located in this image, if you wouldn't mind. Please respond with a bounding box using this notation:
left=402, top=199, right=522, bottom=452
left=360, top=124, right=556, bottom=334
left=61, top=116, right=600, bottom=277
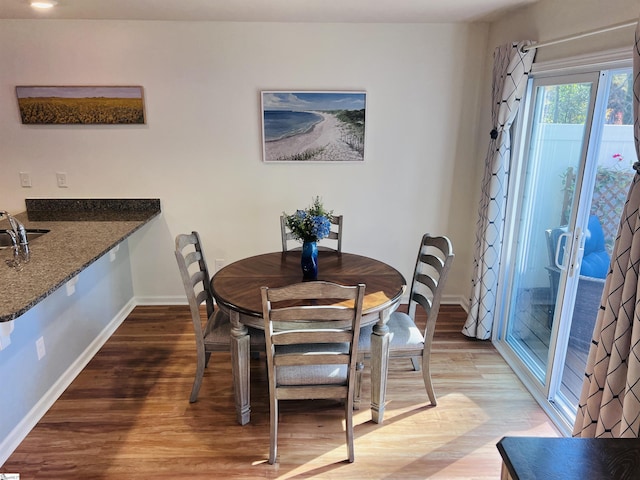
left=284, top=197, right=333, bottom=243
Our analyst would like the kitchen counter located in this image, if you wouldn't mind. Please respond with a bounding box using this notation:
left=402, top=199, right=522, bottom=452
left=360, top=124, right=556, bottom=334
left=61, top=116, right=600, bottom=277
left=497, top=436, right=640, bottom=479
left=0, top=198, right=161, bottom=322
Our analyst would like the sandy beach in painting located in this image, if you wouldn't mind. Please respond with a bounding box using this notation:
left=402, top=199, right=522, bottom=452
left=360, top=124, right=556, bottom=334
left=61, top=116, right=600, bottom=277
left=264, top=112, right=363, bottom=162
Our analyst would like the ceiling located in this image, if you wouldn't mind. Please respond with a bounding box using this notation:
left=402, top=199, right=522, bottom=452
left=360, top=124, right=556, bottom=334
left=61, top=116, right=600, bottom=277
left=0, top=0, right=538, bottom=23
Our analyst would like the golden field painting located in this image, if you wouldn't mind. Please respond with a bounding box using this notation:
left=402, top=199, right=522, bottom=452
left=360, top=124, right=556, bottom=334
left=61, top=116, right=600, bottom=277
left=16, top=86, right=146, bottom=125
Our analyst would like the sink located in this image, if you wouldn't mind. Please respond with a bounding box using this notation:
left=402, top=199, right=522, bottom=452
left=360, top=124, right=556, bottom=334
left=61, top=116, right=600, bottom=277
left=0, top=229, right=50, bottom=249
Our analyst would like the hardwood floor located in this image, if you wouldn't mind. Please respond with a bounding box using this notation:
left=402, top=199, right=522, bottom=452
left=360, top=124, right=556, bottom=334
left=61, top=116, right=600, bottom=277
left=2, top=305, right=559, bottom=479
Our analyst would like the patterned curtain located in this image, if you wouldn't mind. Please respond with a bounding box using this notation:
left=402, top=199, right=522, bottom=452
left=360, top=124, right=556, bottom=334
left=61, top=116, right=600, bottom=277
left=573, top=22, right=640, bottom=438
left=462, top=41, right=536, bottom=340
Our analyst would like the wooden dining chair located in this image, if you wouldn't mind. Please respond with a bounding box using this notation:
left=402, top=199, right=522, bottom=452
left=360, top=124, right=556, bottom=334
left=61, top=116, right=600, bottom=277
left=261, top=281, right=365, bottom=464
left=280, top=214, right=343, bottom=252
left=174, top=231, right=264, bottom=403
left=356, top=234, right=454, bottom=407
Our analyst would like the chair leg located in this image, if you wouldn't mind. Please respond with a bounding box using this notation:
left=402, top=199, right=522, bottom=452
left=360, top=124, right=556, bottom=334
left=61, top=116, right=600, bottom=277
left=421, top=355, right=437, bottom=406
left=190, top=349, right=206, bottom=403
left=268, top=396, right=278, bottom=464
left=345, top=394, right=355, bottom=463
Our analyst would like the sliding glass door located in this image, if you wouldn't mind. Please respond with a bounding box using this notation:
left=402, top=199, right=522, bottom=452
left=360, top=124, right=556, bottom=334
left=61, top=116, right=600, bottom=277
left=495, top=66, right=635, bottom=432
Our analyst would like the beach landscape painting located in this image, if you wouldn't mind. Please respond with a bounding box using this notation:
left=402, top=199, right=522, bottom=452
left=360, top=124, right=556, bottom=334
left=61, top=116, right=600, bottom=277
left=16, top=86, right=146, bottom=125
left=261, top=91, right=366, bottom=162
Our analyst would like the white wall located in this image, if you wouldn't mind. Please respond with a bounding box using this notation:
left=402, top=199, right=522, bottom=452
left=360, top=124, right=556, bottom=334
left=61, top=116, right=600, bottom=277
left=0, top=20, right=489, bottom=305
left=487, top=0, right=639, bottom=63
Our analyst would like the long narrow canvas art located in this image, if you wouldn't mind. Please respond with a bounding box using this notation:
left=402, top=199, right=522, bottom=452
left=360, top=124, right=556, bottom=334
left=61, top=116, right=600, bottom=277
left=16, top=86, right=146, bottom=125
left=261, top=91, right=366, bottom=162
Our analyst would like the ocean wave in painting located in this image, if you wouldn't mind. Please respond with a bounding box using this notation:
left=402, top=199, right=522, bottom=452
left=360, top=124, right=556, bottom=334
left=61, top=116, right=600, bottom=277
left=263, top=111, right=323, bottom=142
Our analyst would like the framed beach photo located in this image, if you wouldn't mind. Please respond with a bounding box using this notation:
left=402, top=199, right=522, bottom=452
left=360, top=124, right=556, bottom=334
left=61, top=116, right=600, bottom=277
left=261, top=91, right=366, bottom=162
left=16, top=85, right=146, bottom=125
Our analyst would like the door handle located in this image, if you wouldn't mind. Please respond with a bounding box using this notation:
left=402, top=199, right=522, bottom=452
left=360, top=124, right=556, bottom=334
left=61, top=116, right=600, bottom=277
left=555, top=228, right=583, bottom=277
left=555, top=232, right=570, bottom=270
left=568, top=227, right=583, bottom=277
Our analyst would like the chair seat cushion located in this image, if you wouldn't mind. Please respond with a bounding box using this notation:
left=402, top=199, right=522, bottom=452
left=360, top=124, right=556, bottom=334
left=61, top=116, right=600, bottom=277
left=358, top=311, right=424, bottom=353
left=584, top=214, right=606, bottom=256
left=277, top=364, right=347, bottom=386
left=580, top=250, right=609, bottom=279
left=276, top=343, right=349, bottom=386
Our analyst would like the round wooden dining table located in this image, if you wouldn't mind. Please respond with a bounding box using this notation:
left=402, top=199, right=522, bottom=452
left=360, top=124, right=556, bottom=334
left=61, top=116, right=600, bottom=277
left=211, top=250, right=406, bottom=426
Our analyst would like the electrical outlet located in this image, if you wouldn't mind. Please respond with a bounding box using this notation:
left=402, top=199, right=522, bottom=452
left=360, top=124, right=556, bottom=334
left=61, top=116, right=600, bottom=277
left=56, top=172, right=68, bottom=188
left=36, top=336, right=46, bottom=360
left=66, top=276, right=79, bottom=296
left=19, top=172, right=32, bottom=188
left=215, top=259, right=225, bottom=272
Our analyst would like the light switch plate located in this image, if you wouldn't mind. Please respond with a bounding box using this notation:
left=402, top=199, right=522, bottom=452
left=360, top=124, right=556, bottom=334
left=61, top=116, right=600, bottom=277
left=20, top=172, right=32, bottom=187
left=56, top=172, right=68, bottom=188
left=36, top=336, right=46, bottom=360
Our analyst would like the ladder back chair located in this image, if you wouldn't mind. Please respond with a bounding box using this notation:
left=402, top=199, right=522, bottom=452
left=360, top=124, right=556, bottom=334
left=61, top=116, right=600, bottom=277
left=261, top=281, right=365, bottom=464
left=280, top=214, right=343, bottom=252
left=174, top=231, right=264, bottom=403
left=356, top=234, right=454, bottom=407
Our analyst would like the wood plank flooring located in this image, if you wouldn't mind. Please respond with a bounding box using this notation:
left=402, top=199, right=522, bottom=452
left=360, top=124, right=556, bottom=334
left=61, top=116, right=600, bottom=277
left=1, top=305, right=559, bottom=479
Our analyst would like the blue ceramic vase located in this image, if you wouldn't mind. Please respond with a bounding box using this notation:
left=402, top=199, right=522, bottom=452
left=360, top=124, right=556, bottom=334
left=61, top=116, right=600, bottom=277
left=301, top=241, right=318, bottom=280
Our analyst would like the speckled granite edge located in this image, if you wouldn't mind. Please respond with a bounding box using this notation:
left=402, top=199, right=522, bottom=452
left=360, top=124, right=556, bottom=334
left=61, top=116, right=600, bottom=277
left=0, top=199, right=161, bottom=322
left=25, top=198, right=161, bottom=221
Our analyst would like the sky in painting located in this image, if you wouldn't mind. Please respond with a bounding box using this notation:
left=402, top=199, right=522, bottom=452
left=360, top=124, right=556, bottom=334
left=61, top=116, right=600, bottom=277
left=263, top=92, right=365, bottom=112
left=15, top=86, right=143, bottom=99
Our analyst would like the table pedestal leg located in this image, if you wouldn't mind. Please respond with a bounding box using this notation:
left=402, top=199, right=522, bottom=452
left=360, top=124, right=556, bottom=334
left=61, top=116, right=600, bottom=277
left=370, top=318, right=390, bottom=424
left=229, top=310, right=251, bottom=425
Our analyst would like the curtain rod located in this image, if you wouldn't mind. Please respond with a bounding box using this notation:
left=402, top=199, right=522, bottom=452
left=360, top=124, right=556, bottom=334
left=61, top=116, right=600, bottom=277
left=522, top=20, right=637, bottom=52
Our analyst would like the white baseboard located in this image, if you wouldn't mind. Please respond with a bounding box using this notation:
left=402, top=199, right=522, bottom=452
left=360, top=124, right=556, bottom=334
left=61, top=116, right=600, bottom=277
left=442, top=294, right=469, bottom=313
left=134, top=295, right=187, bottom=305
left=0, top=299, right=136, bottom=467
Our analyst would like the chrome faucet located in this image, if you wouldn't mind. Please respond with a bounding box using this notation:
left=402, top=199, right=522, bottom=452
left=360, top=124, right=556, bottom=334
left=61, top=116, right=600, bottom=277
left=0, top=211, right=29, bottom=265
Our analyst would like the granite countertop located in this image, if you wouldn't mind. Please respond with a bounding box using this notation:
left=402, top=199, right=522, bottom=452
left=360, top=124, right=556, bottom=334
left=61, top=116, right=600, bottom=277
left=0, top=199, right=161, bottom=322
